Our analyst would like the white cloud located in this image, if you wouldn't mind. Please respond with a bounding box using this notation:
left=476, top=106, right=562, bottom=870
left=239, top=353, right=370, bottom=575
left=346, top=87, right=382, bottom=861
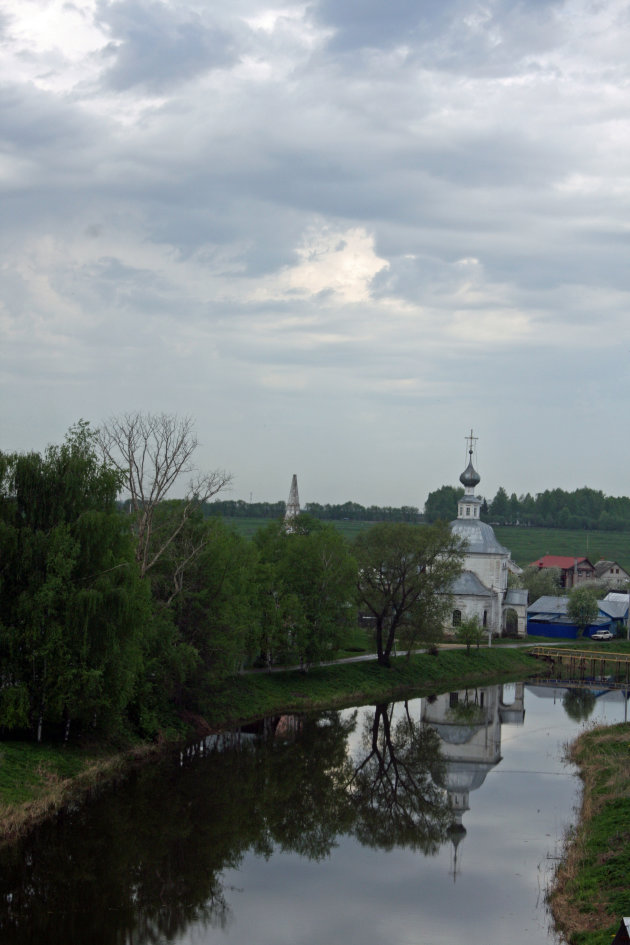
left=252, top=224, right=389, bottom=303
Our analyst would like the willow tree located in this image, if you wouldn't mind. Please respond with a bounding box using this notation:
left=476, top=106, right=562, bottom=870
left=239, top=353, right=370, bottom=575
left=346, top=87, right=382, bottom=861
left=0, top=422, right=148, bottom=741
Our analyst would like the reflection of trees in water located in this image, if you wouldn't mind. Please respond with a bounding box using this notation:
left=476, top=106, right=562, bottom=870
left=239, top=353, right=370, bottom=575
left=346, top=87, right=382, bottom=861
left=562, top=687, right=597, bottom=722
left=0, top=749, right=253, bottom=944
left=0, top=705, right=450, bottom=944
left=348, top=703, right=451, bottom=854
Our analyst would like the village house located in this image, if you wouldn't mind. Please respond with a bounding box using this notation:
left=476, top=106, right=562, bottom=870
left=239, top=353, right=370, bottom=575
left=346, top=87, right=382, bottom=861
left=530, top=554, right=595, bottom=589
left=592, top=559, right=630, bottom=588
left=526, top=594, right=628, bottom=638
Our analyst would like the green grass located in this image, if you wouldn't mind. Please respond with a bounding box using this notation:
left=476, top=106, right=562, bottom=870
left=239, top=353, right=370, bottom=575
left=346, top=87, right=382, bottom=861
left=219, top=516, right=388, bottom=541
left=332, top=625, right=375, bottom=658
left=199, top=646, right=541, bottom=726
left=0, top=742, right=88, bottom=806
left=549, top=724, right=630, bottom=945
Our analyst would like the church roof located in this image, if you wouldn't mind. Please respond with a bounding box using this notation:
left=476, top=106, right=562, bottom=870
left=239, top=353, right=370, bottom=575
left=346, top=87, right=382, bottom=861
left=450, top=519, right=509, bottom=555
left=450, top=570, right=493, bottom=597
left=459, top=458, right=480, bottom=489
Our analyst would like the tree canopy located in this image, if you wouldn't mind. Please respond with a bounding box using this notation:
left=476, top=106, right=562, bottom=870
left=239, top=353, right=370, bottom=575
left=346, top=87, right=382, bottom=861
left=517, top=565, right=562, bottom=602
left=0, top=422, right=149, bottom=741
left=567, top=586, right=600, bottom=636
left=254, top=515, right=357, bottom=670
left=426, top=482, right=630, bottom=530
left=354, top=522, right=464, bottom=666
left=424, top=485, right=464, bottom=523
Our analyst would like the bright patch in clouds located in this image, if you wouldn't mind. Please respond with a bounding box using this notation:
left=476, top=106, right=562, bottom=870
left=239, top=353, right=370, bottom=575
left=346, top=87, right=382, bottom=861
left=253, top=225, right=389, bottom=303
left=3, top=0, right=106, bottom=91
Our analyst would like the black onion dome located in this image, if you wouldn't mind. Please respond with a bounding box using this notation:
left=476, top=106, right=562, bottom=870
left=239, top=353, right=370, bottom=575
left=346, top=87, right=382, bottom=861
left=459, top=455, right=480, bottom=488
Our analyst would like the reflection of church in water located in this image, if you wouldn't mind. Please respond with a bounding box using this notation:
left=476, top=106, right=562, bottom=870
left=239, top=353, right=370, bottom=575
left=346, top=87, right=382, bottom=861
left=422, top=684, right=525, bottom=869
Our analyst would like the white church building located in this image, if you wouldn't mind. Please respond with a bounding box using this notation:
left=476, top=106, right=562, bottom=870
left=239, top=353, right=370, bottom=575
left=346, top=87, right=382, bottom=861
left=448, top=436, right=527, bottom=636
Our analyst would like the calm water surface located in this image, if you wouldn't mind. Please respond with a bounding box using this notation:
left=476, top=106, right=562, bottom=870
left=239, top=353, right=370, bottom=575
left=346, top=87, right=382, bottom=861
left=1, top=682, right=627, bottom=945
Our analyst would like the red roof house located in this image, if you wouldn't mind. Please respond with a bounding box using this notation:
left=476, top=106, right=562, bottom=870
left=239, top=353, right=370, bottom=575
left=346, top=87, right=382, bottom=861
left=530, top=555, right=595, bottom=589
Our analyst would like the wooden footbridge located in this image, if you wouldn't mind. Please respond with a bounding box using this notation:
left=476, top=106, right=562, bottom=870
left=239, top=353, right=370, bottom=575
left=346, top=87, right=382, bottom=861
left=530, top=646, right=630, bottom=686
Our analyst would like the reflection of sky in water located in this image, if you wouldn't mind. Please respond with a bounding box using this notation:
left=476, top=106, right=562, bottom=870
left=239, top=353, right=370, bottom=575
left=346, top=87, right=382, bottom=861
left=181, top=687, right=629, bottom=945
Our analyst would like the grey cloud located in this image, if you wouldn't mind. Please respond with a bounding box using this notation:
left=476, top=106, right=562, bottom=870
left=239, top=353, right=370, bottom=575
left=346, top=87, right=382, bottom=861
left=312, top=0, right=462, bottom=52
left=0, top=84, right=91, bottom=153
left=3, top=0, right=630, bottom=504
left=95, top=0, right=237, bottom=91
left=313, top=0, right=563, bottom=74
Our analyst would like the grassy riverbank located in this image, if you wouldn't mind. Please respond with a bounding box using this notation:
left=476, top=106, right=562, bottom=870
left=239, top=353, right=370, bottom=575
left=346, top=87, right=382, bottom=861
left=0, top=739, right=166, bottom=845
left=549, top=723, right=630, bottom=945
left=200, top=646, right=541, bottom=724
left=0, top=646, right=540, bottom=843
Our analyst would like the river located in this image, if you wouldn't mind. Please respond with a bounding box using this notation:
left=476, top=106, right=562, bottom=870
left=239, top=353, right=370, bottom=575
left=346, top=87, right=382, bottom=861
left=0, top=681, right=627, bottom=945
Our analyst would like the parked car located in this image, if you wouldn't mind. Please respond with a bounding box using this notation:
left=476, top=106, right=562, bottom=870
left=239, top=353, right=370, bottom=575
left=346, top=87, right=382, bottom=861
left=591, top=629, right=614, bottom=641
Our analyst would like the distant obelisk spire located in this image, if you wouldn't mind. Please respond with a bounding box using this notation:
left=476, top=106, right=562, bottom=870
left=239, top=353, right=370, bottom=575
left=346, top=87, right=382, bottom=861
left=284, top=474, right=300, bottom=530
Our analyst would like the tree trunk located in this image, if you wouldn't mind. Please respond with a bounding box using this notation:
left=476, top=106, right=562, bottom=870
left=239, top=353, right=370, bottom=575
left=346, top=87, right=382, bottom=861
left=63, top=704, right=71, bottom=743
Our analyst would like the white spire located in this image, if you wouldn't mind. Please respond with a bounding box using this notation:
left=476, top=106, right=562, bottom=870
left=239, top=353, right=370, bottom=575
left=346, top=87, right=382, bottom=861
left=284, top=474, right=300, bottom=527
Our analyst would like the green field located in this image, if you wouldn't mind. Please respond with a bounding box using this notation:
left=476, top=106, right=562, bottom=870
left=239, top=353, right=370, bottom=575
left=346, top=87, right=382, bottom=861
left=219, top=516, right=630, bottom=572
left=219, top=515, right=376, bottom=541
left=494, top=526, right=630, bottom=572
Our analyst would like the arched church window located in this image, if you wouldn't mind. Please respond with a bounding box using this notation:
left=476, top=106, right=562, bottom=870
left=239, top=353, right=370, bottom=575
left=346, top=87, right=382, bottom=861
left=452, top=609, right=462, bottom=626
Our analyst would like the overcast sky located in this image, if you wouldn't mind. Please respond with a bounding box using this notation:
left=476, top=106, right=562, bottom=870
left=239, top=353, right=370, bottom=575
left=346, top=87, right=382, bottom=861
left=2, top=0, right=630, bottom=508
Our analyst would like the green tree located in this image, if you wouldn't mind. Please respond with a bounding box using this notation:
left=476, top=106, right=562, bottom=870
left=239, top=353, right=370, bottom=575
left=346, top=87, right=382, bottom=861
left=354, top=522, right=464, bottom=667
left=170, top=516, right=260, bottom=687
left=424, top=485, right=464, bottom=523
left=489, top=487, right=509, bottom=523
left=567, top=585, right=599, bottom=637
left=255, top=515, right=357, bottom=670
left=456, top=616, right=484, bottom=654
left=0, top=422, right=148, bottom=741
left=517, top=565, right=562, bottom=603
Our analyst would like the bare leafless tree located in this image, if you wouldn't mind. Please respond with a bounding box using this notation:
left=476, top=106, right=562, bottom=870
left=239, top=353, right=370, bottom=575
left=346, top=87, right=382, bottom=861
left=98, top=412, right=232, bottom=582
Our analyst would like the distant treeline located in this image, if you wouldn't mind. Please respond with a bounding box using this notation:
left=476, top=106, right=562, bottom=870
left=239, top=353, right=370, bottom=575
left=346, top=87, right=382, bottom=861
left=208, top=486, right=630, bottom=531
left=425, top=485, right=630, bottom=531
left=204, top=499, right=422, bottom=523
